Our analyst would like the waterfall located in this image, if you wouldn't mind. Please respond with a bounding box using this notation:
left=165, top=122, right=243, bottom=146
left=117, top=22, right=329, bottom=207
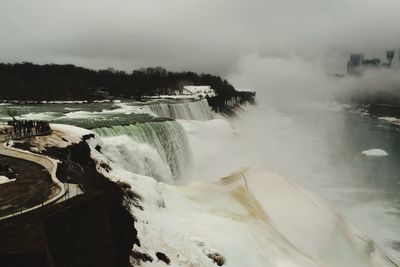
left=148, top=99, right=213, bottom=120
left=94, top=121, right=192, bottom=182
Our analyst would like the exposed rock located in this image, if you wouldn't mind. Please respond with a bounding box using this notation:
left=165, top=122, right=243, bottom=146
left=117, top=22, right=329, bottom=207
left=207, top=252, right=225, bottom=266
left=131, top=250, right=153, bottom=263
left=82, top=133, right=95, bottom=141
left=157, top=198, right=166, bottom=208
left=0, top=139, right=138, bottom=267
left=156, top=252, right=171, bottom=265
left=100, top=162, right=112, bottom=172
left=95, top=144, right=102, bottom=152
left=118, top=181, right=143, bottom=211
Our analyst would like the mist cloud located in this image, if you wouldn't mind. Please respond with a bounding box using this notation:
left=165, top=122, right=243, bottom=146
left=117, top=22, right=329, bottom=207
left=1, top=0, right=400, bottom=76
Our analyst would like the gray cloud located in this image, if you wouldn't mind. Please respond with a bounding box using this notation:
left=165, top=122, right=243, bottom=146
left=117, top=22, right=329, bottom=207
left=1, top=0, right=400, bottom=76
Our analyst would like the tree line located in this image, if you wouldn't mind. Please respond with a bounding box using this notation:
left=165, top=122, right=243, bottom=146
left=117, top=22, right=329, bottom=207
left=0, top=63, right=239, bottom=101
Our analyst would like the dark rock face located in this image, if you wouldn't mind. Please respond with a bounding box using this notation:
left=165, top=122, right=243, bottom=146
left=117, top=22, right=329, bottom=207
left=0, top=138, right=138, bottom=267
left=43, top=190, right=134, bottom=267
left=131, top=250, right=153, bottom=264
left=156, top=252, right=170, bottom=265
left=207, top=252, right=225, bottom=266
left=0, top=251, right=48, bottom=267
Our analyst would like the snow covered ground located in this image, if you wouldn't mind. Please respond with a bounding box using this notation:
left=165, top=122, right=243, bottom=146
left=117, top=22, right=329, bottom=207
left=92, top=154, right=396, bottom=266
left=84, top=128, right=397, bottom=267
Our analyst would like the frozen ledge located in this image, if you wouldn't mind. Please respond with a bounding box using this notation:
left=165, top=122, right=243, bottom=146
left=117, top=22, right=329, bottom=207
left=362, top=148, right=389, bottom=157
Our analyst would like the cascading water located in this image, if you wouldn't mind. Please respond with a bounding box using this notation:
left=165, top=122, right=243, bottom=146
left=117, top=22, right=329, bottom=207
left=50, top=99, right=399, bottom=266
left=148, top=98, right=213, bottom=120
left=93, top=120, right=192, bottom=183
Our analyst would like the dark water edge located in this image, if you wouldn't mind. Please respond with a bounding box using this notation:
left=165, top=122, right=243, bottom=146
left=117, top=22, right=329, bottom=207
left=366, top=104, right=400, bottom=118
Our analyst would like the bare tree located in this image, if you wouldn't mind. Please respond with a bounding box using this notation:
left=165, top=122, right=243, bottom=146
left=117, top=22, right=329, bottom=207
left=6, top=109, right=19, bottom=122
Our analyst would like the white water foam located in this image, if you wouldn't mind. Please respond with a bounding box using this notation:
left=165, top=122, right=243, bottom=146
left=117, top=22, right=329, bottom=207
left=148, top=99, right=213, bottom=120
left=62, top=102, right=153, bottom=119
left=99, top=135, right=173, bottom=183
left=94, top=121, right=192, bottom=181
left=179, top=105, right=400, bottom=265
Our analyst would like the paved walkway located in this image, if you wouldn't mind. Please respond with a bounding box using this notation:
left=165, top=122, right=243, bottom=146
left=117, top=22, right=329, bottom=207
left=0, top=125, right=12, bottom=142
left=0, top=142, right=67, bottom=220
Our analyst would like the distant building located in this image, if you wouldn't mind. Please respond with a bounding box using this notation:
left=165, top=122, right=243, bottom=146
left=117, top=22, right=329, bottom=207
left=362, top=58, right=381, bottom=67
left=87, top=87, right=113, bottom=100
left=347, top=54, right=364, bottom=75
left=236, top=88, right=256, bottom=93
left=182, top=85, right=216, bottom=98
left=386, top=50, right=395, bottom=66
left=347, top=49, right=399, bottom=75
left=387, top=50, right=395, bottom=61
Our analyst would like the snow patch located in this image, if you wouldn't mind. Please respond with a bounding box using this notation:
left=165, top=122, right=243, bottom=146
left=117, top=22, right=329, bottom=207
left=0, top=176, right=14, bottom=184
left=236, top=88, right=256, bottom=93
left=379, top=117, right=400, bottom=126
left=362, top=149, right=389, bottom=157
left=183, top=85, right=216, bottom=98
left=51, top=124, right=93, bottom=138
left=25, top=124, right=93, bottom=150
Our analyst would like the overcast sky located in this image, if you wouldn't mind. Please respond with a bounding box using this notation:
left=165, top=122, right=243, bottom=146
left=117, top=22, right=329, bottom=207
left=1, top=0, right=400, bottom=76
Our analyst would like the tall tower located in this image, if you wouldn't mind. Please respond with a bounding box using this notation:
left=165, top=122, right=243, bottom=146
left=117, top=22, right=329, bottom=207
left=347, top=53, right=364, bottom=75
left=386, top=50, right=395, bottom=67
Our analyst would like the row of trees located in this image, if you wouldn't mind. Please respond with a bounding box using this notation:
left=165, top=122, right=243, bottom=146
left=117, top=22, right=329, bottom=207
left=0, top=63, right=238, bottom=101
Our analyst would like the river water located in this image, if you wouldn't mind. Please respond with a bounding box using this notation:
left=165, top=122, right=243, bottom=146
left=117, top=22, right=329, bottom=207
left=267, top=106, right=400, bottom=262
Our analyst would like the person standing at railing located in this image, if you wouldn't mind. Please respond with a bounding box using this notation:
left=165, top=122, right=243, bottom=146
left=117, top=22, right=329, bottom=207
left=5, top=128, right=11, bottom=140
left=5, top=119, right=51, bottom=140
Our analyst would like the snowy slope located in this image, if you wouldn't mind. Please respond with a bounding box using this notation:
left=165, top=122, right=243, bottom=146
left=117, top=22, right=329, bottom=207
left=87, top=134, right=397, bottom=267
left=53, top=121, right=398, bottom=267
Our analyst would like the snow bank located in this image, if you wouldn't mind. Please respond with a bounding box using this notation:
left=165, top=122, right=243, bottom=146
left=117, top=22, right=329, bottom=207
left=24, top=124, right=94, bottom=150
left=236, top=88, right=256, bottom=92
left=362, top=149, right=389, bottom=157
left=87, top=130, right=397, bottom=267
left=51, top=124, right=93, bottom=138
left=379, top=117, right=400, bottom=126
left=0, top=176, right=14, bottom=184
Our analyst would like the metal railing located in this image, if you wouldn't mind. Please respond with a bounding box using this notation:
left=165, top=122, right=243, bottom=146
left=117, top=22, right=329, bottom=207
left=0, top=179, right=86, bottom=221
left=0, top=128, right=52, bottom=143
left=0, top=181, right=64, bottom=220
left=46, top=148, right=86, bottom=193
left=0, top=127, right=86, bottom=220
